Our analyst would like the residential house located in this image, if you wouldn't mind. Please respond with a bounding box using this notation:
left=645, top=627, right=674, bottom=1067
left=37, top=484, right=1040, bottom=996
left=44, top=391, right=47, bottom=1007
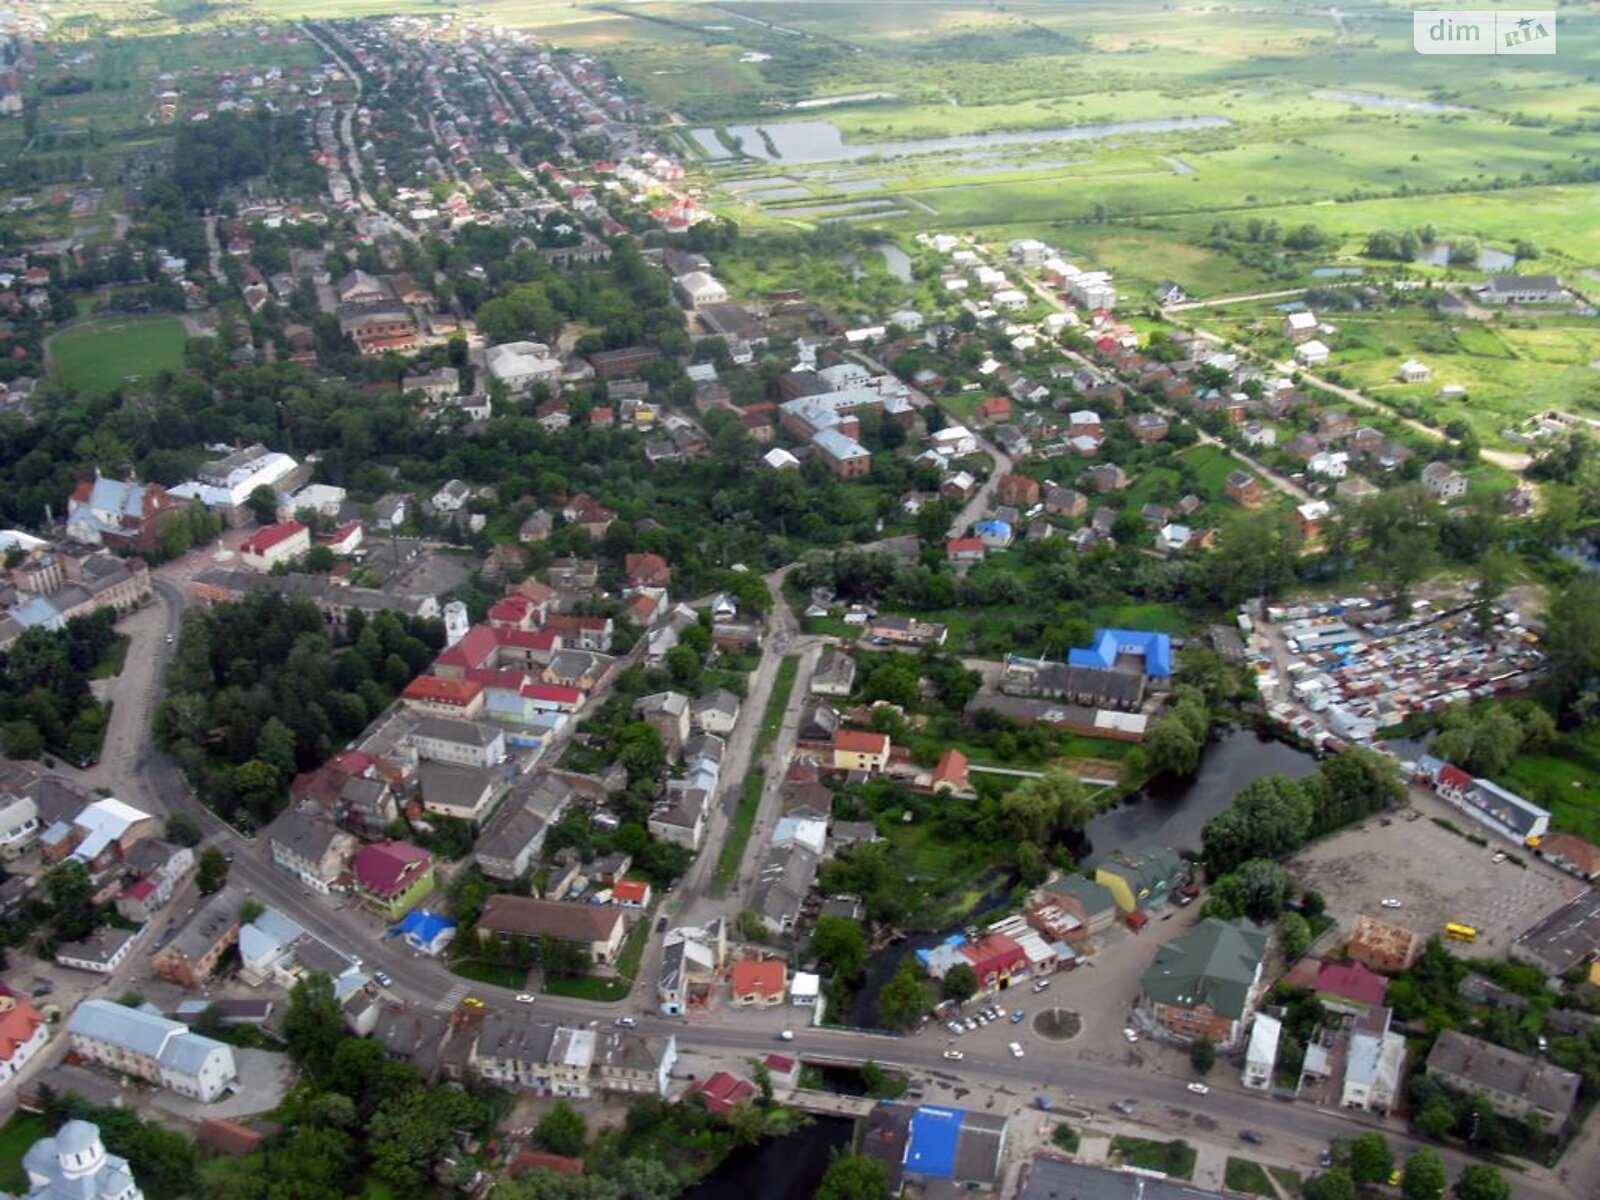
left=1138, top=918, right=1268, bottom=1048
left=1283, top=311, right=1319, bottom=341
left=1087, top=464, right=1127, bottom=492
left=749, top=843, right=819, bottom=935
left=267, top=806, right=359, bottom=894
left=691, top=689, right=740, bottom=736
left=810, top=648, right=857, bottom=698
left=1313, top=960, right=1388, bottom=1014
left=476, top=896, right=628, bottom=966
left=1225, top=471, right=1266, bottom=506
left=404, top=717, right=507, bottom=770
left=55, top=928, right=140, bottom=975
left=0, top=997, right=49, bottom=1087
left=1342, top=1006, right=1407, bottom=1115
left=730, top=960, right=787, bottom=1007
left=66, top=1000, right=237, bottom=1102
left=486, top=342, right=563, bottom=393
left=1397, top=360, right=1430, bottom=383
left=1241, top=422, right=1276, bottom=449
left=595, top=1030, right=677, bottom=1096
left=1127, top=413, right=1169, bottom=444
left=1294, top=500, right=1331, bottom=540
left=833, top=729, right=891, bottom=774
left=1092, top=846, right=1186, bottom=914
left=152, top=884, right=243, bottom=989
left=635, top=692, right=691, bottom=759
left=1421, top=461, right=1469, bottom=502
left=417, top=760, right=505, bottom=823
left=474, top=774, right=574, bottom=882
left=1426, top=1029, right=1580, bottom=1132
left=350, top=842, right=436, bottom=919
left=1536, top=832, right=1600, bottom=881
left=946, top=537, right=985, bottom=567
left=1042, top=875, right=1119, bottom=936
left=1479, top=275, right=1565, bottom=305
left=996, top=474, right=1040, bottom=508
left=1295, top=340, right=1330, bottom=367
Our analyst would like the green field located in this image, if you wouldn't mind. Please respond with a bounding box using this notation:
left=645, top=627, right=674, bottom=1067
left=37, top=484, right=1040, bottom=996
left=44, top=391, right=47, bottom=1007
left=49, top=318, right=189, bottom=396
left=1224, top=1157, right=1277, bottom=1197
left=1111, top=1135, right=1197, bottom=1180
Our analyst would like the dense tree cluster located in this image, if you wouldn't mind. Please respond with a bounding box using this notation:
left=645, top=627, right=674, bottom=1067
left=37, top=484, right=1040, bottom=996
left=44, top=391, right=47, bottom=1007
left=0, top=611, right=118, bottom=762
left=1201, top=749, right=1405, bottom=874
left=156, top=595, right=443, bottom=828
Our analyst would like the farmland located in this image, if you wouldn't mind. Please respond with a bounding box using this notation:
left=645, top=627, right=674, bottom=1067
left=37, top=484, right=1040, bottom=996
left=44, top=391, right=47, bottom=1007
left=48, top=317, right=190, bottom=396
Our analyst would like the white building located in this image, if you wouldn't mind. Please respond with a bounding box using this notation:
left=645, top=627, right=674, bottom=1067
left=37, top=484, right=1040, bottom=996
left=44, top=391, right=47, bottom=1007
left=67, top=1000, right=237, bottom=1102
left=0, top=791, right=40, bottom=859
left=432, top=479, right=471, bottom=513
left=1242, top=1013, right=1280, bottom=1091
left=403, top=717, right=507, bottom=769
left=673, top=271, right=728, bottom=309
left=169, top=444, right=298, bottom=512
left=1342, top=1012, right=1407, bottom=1115
left=21, top=1120, right=144, bottom=1200
left=485, top=342, right=563, bottom=392
left=1295, top=339, right=1331, bottom=367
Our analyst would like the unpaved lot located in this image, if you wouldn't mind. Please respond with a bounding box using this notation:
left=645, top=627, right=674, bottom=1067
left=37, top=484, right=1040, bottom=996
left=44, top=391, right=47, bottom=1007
left=1286, top=791, right=1586, bottom=959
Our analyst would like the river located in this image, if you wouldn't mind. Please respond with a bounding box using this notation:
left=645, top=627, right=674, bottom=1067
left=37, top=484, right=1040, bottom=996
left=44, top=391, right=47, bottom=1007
left=840, top=729, right=1322, bottom=1028
left=690, top=116, right=1230, bottom=165
left=682, top=1117, right=854, bottom=1199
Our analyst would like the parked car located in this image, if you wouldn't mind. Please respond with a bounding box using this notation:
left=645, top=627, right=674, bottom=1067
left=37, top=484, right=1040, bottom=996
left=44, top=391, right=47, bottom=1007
left=777, top=1029, right=795, bottom=1041
left=1009, top=1009, right=1026, bottom=1024
left=614, top=1017, right=637, bottom=1028
left=1239, top=1131, right=1264, bottom=1145
left=964, top=1018, right=978, bottom=1031
left=1031, top=978, right=1051, bottom=993
left=947, top=1021, right=965, bottom=1036
left=1492, top=852, right=1507, bottom=863
left=943, top=1050, right=964, bottom=1061
left=1112, top=1100, right=1136, bottom=1116
left=656, top=916, right=668, bottom=932
left=462, top=997, right=484, bottom=1009
left=1008, top=1041, right=1025, bottom=1059
left=373, top=971, right=392, bottom=988
left=1187, top=1082, right=1210, bottom=1095
left=1123, top=1027, right=1139, bottom=1043
left=1380, top=898, right=1402, bottom=909
left=1318, top=1150, right=1333, bottom=1168
left=515, top=993, right=536, bottom=1004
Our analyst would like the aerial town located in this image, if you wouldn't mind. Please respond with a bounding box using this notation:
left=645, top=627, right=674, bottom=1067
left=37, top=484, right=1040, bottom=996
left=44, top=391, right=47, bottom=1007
left=0, top=2, right=1596, bottom=1200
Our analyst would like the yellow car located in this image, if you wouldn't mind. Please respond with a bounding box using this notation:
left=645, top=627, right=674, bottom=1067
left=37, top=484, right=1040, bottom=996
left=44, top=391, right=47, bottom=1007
left=1388, top=1169, right=1402, bottom=1187
left=462, top=997, right=485, bottom=1009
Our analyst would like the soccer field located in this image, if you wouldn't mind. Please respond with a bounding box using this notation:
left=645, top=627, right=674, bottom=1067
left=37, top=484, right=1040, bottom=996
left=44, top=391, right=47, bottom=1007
left=49, top=317, right=189, bottom=396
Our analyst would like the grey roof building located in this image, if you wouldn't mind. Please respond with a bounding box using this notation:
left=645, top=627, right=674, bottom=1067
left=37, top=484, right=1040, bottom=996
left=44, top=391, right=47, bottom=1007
left=1019, top=1158, right=1226, bottom=1200
left=21, top=1119, right=144, bottom=1200
left=1426, top=1029, right=1581, bottom=1132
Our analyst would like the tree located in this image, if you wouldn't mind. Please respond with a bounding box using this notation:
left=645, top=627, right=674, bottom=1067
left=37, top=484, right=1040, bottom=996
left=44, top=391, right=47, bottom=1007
left=239, top=898, right=264, bottom=923
left=942, top=963, right=979, bottom=1004
left=877, top=959, right=931, bottom=1030
left=1400, top=1149, right=1447, bottom=1200
left=1145, top=714, right=1201, bottom=777
left=534, top=1100, right=588, bottom=1157
left=1278, top=911, right=1312, bottom=960
left=816, top=1154, right=892, bottom=1200
left=1000, top=769, right=1091, bottom=843
left=165, top=813, right=202, bottom=847
left=1541, top=576, right=1600, bottom=718
left=196, top=846, right=229, bottom=895
left=1233, top=858, right=1295, bottom=921
left=1452, top=1165, right=1511, bottom=1200
left=1345, top=1132, right=1394, bottom=1188
left=1302, top=1168, right=1359, bottom=1200
left=245, top=484, right=278, bottom=525
left=1190, top=1036, right=1216, bottom=1075
left=282, top=972, right=344, bottom=1078
left=1415, top=1094, right=1456, bottom=1139
left=809, top=916, right=867, bottom=979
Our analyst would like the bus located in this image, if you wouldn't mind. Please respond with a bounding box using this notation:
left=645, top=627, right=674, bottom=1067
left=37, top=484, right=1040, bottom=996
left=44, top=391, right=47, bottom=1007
left=1444, top=923, right=1479, bottom=943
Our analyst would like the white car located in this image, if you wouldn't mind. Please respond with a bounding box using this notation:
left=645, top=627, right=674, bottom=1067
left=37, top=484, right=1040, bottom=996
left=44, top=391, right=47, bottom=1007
left=943, top=1050, right=964, bottom=1061
left=1187, top=1082, right=1210, bottom=1096
left=1492, top=852, right=1507, bottom=863
left=514, top=993, right=536, bottom=1004
left=947, top=1021, right=965, bottom=1036
left=1123, top=1028, right=1140, bottom=1043
left=1009, top=1041, right=1025, bottom=1059
left=613, top=1017, right=636, bottom=1028
left=778, top=1029, right=795, bottom=1041
left=1380, top=898, right=1403, bottom=909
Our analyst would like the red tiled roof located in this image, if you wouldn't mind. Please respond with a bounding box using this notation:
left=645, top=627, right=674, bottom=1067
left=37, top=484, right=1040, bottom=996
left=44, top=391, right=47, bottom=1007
left=402, top=675, right=482, bottom=706
left=933, top=748, right=969, bottom=787
left=464, top=667, right=530, bottom=692
left=624, top=552, right=670, bottom=587
left=946, top=537, right=984, bottom=555
left=488, top=595, right=531, bottom=624
left=611, top=879, right=650, bottom=903
left=195, top=1118, right=263, bottom=1156
left=123, top=879, right=157, bottom=900
left=330, top=749, right=374, bottom=775
left=835, top=730, right=889, bottom=756
left=1315, top=961, right=1388, bottom=1008
left=436, top=625, right=500, bottom=670
left=0, top=997, right=44, bottom=1063
left=241, top=521, right=306, bottom=555
left=321, top=520, right=362, bottom=546
left=962, top=933, right=1027, bottom=977
left=690, top=1071, right=756, bottom=1116
left=763, top=1054, right=796, bottom=1073
left=1438, top=764, right=1474, bottom=791
left=730, top=959, right=787, bottom=997
left=350, top=842, right=432, bottom=899
left=497, top=628, right=561, bottom=653
left=522, top=683, right=582, bottom=706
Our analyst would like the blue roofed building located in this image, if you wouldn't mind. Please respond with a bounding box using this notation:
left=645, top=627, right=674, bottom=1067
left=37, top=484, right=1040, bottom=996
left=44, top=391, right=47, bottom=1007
left=899, top=1104, right=1010, bottom=1190
left=905, top=1106, right=963, bottom=1179
left=392, top=908, right=457, bottom=956
left=1068, top=628, right=1173, bottom=684
left=974, top=519, right=1014, bottom=550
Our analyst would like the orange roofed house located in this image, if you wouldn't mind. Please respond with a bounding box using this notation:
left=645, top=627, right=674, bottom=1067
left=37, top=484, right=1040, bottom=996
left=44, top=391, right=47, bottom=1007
left=730, top=960, right=788, bottom=1007
left=832, top=729, right=891, bottom=774
left=1347, top=914, right=1425, bottom=973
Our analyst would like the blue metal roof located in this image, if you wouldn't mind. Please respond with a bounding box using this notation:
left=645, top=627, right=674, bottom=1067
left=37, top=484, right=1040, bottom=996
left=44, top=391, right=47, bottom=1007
left=392, top=908, right=456, bottom=945
left=906, top=1105, right=964, bottom=1178
left=1068, top=628, right=1172, bottom=678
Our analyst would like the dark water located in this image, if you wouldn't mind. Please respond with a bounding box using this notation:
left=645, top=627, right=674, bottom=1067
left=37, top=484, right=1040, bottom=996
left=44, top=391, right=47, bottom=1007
left=682, top=1117, right=854, bottom=1200
left=839, top=730, right=1321, bottom=1028
left=1080, top=728, right=1320, bottom=857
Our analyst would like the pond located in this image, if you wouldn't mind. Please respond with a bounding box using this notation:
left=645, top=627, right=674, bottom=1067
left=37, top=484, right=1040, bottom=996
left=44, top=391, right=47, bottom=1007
left=1311, top=267, right=1364, bottom=278
left=1314, top=89, right=1468, bottom=113
left=1078, top=727, right=1321, bottom=857
left=682, top=1117, right=854, bottom=1200
left=1415, top=242, right=1518, bottom=272
left=691, top=116, right=1230, bottom=165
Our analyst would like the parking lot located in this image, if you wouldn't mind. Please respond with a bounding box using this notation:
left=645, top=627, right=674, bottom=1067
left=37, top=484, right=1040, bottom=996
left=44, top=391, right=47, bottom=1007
left=1286, top=789, right=1587, bottom=958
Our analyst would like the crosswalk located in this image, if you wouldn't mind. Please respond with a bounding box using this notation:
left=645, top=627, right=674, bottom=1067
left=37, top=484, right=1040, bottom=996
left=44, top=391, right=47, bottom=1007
left=434, top=982, right=470, bottom=1012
